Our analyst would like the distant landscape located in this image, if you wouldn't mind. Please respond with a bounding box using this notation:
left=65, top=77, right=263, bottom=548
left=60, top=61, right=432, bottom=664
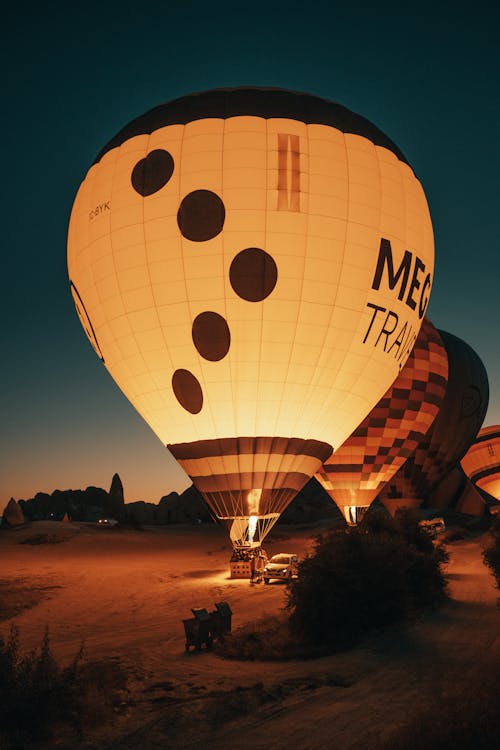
left=3, top=474, right=342, bottom=527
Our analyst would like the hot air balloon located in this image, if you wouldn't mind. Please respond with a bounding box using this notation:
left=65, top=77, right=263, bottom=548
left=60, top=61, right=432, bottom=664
left=67, top=88, right=434, bottom=550
left=316, top=317, right=448, bottom=524
left=461, top=426, right=500, bottom=503
left=380, top=330, right=489, bottom=514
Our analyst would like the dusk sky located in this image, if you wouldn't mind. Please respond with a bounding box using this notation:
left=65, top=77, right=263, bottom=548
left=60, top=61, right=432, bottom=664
left=2, top=0, right=499, bottom=512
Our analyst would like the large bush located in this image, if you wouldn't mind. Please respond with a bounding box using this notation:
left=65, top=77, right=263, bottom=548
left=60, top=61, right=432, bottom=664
left=483, top=516, right=500, bottom=591
left=287, top=512, right=448, bottom=650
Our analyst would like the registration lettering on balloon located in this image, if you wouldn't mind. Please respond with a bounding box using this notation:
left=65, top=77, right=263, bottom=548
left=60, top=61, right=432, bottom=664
left=68, top=88, right=435, bottom=549
left=88, top=202, right=111, bottom=221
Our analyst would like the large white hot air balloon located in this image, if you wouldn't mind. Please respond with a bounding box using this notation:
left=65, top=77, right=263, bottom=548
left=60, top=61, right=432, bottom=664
left=68, top=88, right=434, bottom=549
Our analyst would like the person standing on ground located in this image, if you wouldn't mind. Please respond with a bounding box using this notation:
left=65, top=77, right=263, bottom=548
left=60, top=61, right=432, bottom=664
left=254, top=548, right=267, bottom=584
left=249, top=551, right=257, bottom=585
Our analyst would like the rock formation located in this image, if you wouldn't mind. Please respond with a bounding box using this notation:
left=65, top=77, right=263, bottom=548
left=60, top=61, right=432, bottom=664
left=279, top=477, right=344, bottom=524
left=109, top=473, right=125, bottom=520
left=2, top=498, right=25, bottom=527
left=9, top=475, right=345, bottom=527
left=158, top=486, right=213, bottom=524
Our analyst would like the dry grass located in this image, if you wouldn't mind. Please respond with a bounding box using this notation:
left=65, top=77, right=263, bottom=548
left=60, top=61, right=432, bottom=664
left=213, top=612, right=344, bottom=661
left=19, top=533, right=71, bottom=545
left=483, top=517, right=500, bottom=592
left=0, top=626, right=128, bottom=749
left=0, top=579, right=61, bottom=622
left=214, top=613, right=312, bottom=661
left=375, top=657, right=500, bottom=750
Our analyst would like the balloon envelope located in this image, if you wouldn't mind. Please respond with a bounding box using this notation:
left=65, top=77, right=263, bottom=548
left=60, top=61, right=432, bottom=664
left=380, top=329, right=489, bottom=513
left=316, top=317, right=448, bottom=523
left=67, top=88, right=434, bottom=545
left=461, top=425, right=500, bottom=502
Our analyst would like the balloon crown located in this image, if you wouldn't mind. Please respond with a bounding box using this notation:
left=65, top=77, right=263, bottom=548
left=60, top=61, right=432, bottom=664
left=95, top=87, right=408, bottom=165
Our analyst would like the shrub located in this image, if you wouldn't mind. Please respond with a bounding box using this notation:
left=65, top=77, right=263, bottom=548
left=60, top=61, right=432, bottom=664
left=364, top=507, right=448, bottom=562
left=287, top=515, right=448, bottom=651
left=483, top=516, right=500, bottom=591
left=0, top=626, right=81, bottom=746
left=214, top=615, right=309, bottom=661
left=0, top=627, right=126, bottom=749
left=393, top=508, right=435, bottom=553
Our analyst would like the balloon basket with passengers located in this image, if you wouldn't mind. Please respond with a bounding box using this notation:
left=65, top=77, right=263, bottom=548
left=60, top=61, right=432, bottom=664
left=224, top=506, right=274, bottom=580
left=221, top=503, right=299, bottom=583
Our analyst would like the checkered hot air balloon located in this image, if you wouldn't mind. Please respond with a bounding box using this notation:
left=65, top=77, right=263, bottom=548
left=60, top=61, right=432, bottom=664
left=316, top=317, right=447, bottom=523
left=379, top=330, right=489, bottom=514
left=461, top=426, right=500, bottom=503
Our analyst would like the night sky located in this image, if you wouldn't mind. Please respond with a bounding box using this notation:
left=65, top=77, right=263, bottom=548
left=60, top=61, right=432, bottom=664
left=2, top=0, right=499, bottom=512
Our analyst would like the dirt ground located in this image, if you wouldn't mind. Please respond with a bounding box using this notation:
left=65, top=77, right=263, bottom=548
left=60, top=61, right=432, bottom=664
left=0, top=520, right=498, bottom=749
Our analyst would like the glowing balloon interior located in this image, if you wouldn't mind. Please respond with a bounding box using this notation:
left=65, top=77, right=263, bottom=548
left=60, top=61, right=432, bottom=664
left=67, top=88, right=434, bottom=546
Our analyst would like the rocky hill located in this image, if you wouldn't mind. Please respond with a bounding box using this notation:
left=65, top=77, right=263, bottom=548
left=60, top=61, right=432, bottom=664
left=8, top=475, right=341, bottom=527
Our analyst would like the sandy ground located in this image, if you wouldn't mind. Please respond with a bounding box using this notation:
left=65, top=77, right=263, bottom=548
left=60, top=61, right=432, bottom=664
left=0, top=520, right=498, bottom=749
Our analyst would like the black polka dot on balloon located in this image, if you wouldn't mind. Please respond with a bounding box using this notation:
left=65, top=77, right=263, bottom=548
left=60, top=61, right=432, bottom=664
left=177, top=190, right=225, bottom=242
left=131, top=149, right=174, bottom=196
left=229, top=248, right=278, bottom=302
left=192, top=311, right=231, bottom=361
left=172, top=369, right=203, bottom=414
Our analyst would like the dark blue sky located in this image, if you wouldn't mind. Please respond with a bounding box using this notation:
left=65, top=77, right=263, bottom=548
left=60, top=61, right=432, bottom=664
left=1, top=0, right=499, bottom=510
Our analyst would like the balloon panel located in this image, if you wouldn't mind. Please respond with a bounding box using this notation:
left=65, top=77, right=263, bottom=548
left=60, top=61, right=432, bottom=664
left=70, top=282, right=104, bottom=361
left=461, top=425, right=500, bottom=501
left=316, top=317, right=448, bottom=516
left=68, top=89, right=434, bottom=456
left=169, top=436, right=331, bottom=523
left=381, top=330, right=489, bottom=502
left=93, top=88, right=410, bottom=165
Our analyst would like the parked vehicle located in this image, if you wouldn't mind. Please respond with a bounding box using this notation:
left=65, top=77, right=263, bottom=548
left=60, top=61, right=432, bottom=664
left=263, top=553, right=298, bottom=583
left=419, top=517, right=446, bottom=538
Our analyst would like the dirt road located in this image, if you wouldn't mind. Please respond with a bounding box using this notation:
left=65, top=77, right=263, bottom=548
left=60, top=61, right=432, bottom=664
left=1, top=522, right=497, bottom=749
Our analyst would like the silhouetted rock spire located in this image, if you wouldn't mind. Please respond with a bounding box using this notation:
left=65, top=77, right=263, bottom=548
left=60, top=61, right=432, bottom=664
left=3, top=498, right=25, bottom=527
left=109, top=473, right=125, bottom=520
